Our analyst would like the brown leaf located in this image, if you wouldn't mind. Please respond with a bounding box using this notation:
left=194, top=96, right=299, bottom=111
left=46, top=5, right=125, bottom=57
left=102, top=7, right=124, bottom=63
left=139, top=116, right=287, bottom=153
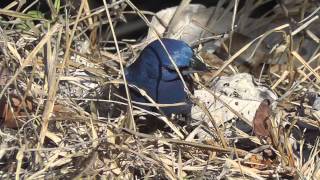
left=51, top=104, right=78, bottom=118
left=253, top=99, right=272, bottom=137
left=247, top=154, right=273, bottom=169
left=215, top=32, right=270, bottom=69
left=0, top=95, right=33, bottom=129
left=0, top=65, right=10, bottom=86
left=198, top=52, right=231, bottom=83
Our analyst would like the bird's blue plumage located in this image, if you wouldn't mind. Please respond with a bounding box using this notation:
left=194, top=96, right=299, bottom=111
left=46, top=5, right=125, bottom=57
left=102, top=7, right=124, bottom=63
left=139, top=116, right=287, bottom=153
left=123, top=38, right=201, bottom=116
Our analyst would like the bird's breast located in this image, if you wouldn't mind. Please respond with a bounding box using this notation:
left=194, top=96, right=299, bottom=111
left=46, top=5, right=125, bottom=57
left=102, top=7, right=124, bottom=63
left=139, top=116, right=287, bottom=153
left=156, top=79, right=191, bottom=115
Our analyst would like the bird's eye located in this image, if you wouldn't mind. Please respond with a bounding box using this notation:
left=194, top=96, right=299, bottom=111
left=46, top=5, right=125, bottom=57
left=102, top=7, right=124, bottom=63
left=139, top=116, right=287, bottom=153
left=166, top=66, right=188, bottom=72
left=162, top=67, right=176, bottom=73
left=164, top=66, right=188, bottom=73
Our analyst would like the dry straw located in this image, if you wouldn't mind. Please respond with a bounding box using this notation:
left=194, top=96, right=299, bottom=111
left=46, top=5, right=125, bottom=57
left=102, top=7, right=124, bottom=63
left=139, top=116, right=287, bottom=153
left=0, top=0, right=319, bottom=179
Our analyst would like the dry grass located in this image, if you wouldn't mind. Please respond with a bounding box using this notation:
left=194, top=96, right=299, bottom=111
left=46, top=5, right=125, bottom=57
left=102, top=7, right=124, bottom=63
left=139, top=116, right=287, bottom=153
left=0, top=0, right=319, bottom=179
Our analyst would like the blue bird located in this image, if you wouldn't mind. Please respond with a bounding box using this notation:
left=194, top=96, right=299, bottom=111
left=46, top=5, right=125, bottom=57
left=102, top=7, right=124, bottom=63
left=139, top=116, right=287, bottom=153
left=122, top=38, right=206, bottom=116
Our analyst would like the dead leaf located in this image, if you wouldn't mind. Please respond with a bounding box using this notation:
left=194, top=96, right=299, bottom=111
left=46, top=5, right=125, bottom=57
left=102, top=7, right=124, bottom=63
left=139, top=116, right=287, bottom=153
left=0, top=95, right=33, bottom=128
left=253, top=99, right=272, bottom=137
left=0, top=65, right=10, bottom=86
left=247, top=154, right=273, bottom=170
left=216, top=32, right=270, bottom=69
left=199, top=52, right=231, bottom=82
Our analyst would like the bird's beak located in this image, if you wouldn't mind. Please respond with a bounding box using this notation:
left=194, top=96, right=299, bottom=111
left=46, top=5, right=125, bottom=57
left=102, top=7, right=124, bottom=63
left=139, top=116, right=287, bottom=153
left=181, top=55, right=208, bottom=75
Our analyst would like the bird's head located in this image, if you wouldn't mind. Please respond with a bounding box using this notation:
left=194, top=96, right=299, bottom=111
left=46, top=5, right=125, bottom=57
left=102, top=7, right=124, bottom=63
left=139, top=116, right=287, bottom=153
left=139, top=38, right=207, bottom=81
